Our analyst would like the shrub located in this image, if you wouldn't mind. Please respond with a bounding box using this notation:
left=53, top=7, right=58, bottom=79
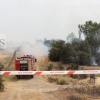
left=78, top=51, right=91, bottom=65
left=0, top=63, right=4, bottom=70
left=67, top=94, right=84, bottom=100
left=67, top=64, right=79, bottom=79
left=70, top=74, right=88, bottom=79
left=47, top=63, right=53, bottom=71
left=49, top=40, right=65, bottom=62
left=67, top=64, right=79, bottom=70
left=67, top=64, right=87, bottom=79
left=0, top=63, right=5, bottom=92
left=58, top=63, right=63, bottom=70
left=0, top=76, right=5, bottom=92
left=74, top=85, right=100, bottom=96
left=48, top=77, right=59, bottom=83
left=57, top=79, right=68, bottom=85
left=70, top=75, right=78, bottom=79
left=79, top=74, right=88, bottom=79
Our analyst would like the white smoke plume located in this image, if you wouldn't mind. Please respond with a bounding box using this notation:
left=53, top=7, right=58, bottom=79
left=91, top=56, right=97, bottom=66
left=19, top=41, right=49, bottom=59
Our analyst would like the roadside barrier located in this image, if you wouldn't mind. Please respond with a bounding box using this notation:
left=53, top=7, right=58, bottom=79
left=0, top=70, right=99, bottom=75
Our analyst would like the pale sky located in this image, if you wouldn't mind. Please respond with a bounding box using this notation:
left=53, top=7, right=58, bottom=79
left=0, top=0, right=100, bottom=43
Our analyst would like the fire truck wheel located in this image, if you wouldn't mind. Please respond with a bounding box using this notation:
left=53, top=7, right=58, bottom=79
left=31, top=75, right=34, bottom=78
left=16, top=75, right=20, bottom=79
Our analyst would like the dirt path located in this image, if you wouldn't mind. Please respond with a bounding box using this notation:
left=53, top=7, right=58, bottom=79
left=0, top=75, right=67, bottom=100
left=95, top=77, right=100, bottom=85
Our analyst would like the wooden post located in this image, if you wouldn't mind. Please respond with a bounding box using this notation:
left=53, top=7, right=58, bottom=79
left=90, top=74, right=95, bottom=85
left=94, top=74, right=95, bottom=85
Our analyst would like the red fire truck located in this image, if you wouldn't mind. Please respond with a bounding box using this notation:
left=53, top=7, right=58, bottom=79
left=15, top=55, right=37, bottom=79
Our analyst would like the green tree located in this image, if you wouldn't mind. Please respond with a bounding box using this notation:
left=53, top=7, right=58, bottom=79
left=49, top=40, right=76, bottom=63
left=67, top=32, right=76, bottom=43
left=78, top=51, right=91, bottom=65
left=49, top=47, right=61, bottom=61
left=78, top=21, right=100, bottom=52
left=65, top=43, right=76, bottom=62
left=72, top=40, right=91, bottom=64
left=78, top=40, right=91, bottom=53
left=49, top=40, right=65, bottom=62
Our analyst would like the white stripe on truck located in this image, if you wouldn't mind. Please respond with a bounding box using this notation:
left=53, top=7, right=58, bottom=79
left=20, top=60, right=27, bottom=63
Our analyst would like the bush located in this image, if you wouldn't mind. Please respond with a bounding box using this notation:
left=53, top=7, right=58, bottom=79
left=67, top=64, right=79, bottom=70
left=48, top=77, right=69, bottom=85
left=79, top=74, right=88, bottom=79
left=49, top=47, right=61, bottom=61
left=57, top=79, right=68, bottom=85
left=67, top=94, right=84, bottom=100
left=0, top=63, right=4, bottom=71
left=0, top=76, right=5, bottom=92
left=70, top=74, right=88, bottom=79
left=73, top=85, right=100, bottom=98
left=55, top=62, right=63, bottom=70
left=48, top=77, right=59, bottom=83
left=78, top=51, right=91, bottom=65
left=49, top=40, right=65, bottom=62
left=0, top=63, right=5, bottom=92
left=67, top=64, right=78, bottom=79
left=70, top=75, right=78, bottom=79
left=67, top=64, right=87, bottom=79
left=47, top=63, right=53, bottom=71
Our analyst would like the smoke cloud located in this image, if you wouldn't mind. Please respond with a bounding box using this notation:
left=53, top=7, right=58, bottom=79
left=18, top=41, right=49, bottom=58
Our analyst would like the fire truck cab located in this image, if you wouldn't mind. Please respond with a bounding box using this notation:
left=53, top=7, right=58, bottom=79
left=15, top=55, right=37, bottom=79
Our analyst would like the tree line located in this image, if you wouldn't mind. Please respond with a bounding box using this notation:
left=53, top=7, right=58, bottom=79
left=44, top=21, right=100, bottom=65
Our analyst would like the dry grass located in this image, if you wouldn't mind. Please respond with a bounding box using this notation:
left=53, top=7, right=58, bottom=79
left=38, top=56, right=70, bottom=71
left=79, top=66, right=100, bottom=70
left=50, top=85, right=100, bottom=100
left=67, top=94, right=86, bottom=100
left=0, top=55, right=12, bottom=69
left=43, top=74, right=81, bottom=86
left=0, top=54, right=9, bottom=59
left=38, top=56, right=49, bottom=71
left=47, top=76, right=69, bottom=85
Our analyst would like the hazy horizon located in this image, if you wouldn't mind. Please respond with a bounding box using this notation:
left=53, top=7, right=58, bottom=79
left=0, top=0, right=100, bottom=43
